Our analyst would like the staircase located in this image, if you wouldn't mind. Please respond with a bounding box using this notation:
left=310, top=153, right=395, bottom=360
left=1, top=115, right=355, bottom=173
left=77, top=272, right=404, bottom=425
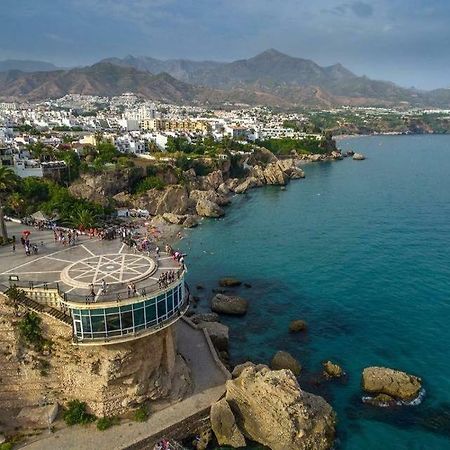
left=14, top=294, right=72, bottom=326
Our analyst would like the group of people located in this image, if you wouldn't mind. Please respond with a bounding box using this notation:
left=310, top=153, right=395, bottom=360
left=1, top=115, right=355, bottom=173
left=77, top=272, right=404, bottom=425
left=153, top=439, right=173, bottom=450
left=158, top=270, right=179, bottom=289
left=53, top=228, right=79, bottom=246
left=14, top=234, right=39, bottom=256
left=127, top=282, right=138, bottom=297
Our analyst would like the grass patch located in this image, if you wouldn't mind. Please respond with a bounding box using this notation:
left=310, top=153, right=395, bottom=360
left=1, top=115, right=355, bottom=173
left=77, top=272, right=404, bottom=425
left=133, top=406, right=149, bottom=422
left=96, top=416, right=119, bottom=431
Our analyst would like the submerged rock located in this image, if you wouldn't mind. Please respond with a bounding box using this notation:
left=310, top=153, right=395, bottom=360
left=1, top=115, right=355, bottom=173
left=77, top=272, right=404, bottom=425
left=322, top=361, right=344, bottom=379
left=190, top=313, right=220, bottom=324
left=225, top=365, right=336, bottom=450
left=211, top=398, right=247, bottom=448
left=271, top=351, right=302, bottom=376
left=362, top=366, right=422, bottom=402
left=289, top=319, right=307, bottom=333
left=211, top=294, right=248, bottom=316
left=219, top=277, right=242, bottom=287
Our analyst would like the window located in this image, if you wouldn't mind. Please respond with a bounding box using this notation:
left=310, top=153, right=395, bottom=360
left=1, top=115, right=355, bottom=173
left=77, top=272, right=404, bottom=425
left=157, top=295, right=167, bottom=321
left=145, top=299, right=156, bottom=326
left=133, top=306, right=145, bottom=331
left=167, top=290, right=174, bottom=314
left=121, top=310, right=133, bottom=330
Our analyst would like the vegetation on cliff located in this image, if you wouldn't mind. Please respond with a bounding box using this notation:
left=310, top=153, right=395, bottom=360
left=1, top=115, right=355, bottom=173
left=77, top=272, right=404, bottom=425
left=63, top=400, right=96, bottom=426
left=257, top=134, right=335, bottom=155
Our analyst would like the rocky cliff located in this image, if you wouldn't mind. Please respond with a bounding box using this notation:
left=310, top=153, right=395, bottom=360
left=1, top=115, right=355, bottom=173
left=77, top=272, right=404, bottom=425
left=0, top=295, right=191, bottom=418
left=211, top=363, right=336, bottom=450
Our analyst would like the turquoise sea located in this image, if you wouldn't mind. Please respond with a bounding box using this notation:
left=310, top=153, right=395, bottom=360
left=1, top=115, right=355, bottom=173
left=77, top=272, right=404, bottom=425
left=181, top=135, right=450, bottom=450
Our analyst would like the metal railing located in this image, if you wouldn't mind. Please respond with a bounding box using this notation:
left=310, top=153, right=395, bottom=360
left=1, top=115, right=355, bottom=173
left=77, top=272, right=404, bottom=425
left=8, top=269, right=186, bottom=305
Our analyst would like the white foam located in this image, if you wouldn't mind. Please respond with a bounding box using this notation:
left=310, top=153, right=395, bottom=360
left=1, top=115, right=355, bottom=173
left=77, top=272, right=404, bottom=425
left=362, top=388, right=426, bottom=407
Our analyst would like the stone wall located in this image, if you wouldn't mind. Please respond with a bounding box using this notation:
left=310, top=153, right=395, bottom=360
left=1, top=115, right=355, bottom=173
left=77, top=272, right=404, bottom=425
left=0, top=294, right=191, bottom=418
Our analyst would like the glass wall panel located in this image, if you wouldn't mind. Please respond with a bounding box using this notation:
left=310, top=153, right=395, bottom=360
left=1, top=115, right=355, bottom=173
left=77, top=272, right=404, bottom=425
left=157, top=295, right=167, bottom=321
left=121, top=311, right=133, bottom=330
left=167, top=291, right=174, bottom=314
left=145, top=300, right=156, bottom=325
left=91, top=314, right=106, bottom=333
left=173, top=287, right=179, bottom=308
left=133, top=306, right=145, bottom=327
left=81, top=315, right=92, bottom=333
left=106, top=313, right=121, bottom=332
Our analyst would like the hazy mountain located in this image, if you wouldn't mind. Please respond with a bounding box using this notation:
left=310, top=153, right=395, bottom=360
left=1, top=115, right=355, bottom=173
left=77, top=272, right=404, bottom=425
left=0, top=63, right=205, bottom=102
left=0, top=52, right=449, bottom=108
left=103, top=49, right=437, bottom=106
left=101, top=55, right=224, bottom=83
left=0, top=59, right=60, bottom=72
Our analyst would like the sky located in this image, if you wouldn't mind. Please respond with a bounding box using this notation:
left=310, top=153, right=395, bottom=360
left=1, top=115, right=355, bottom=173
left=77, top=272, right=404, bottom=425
left=1, top=0, right=449, bottom=89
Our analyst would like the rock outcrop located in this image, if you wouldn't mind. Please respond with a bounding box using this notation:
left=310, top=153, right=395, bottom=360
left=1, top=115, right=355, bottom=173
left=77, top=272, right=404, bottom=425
left=362, top=366, right=422, bottom=402
left=190, top=313, right=220, bottom=324
left=0, top=295, right=192, bottom=417
left=210, top=398, right=247, bottom=448
left=196, top=321, right=229, bottom=351
left=322, top=361, right=344, bottom=379
left=162, top=212, right=187, bottom=225
left=211, top=294, right=248, bottom=316
left=271, top=351, right=302, bottom=376
left=195, top=199, right=224, bottom=218
left=224, top=364, right=336, bottom=450
left=69, top=168, right=142, bottom=206
left=189, top=189, right=230, bottom=207
left=136, top=185, right=189, bottom=215
left=353, top=153, right=366, bottom=160
left=234, top=177, right=259, bottom=194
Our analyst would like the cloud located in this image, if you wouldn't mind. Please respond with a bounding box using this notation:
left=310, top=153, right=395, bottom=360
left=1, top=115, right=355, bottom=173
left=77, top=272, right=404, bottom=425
left=324, top=1, right=373, bottom=18
left=350, top=1, right=373, bottom=18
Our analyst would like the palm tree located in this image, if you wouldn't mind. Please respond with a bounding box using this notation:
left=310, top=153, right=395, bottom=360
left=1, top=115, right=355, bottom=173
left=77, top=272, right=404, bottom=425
left=0, top=166, right=19, bottom=242
left=66, top=207, right=98, bottom=230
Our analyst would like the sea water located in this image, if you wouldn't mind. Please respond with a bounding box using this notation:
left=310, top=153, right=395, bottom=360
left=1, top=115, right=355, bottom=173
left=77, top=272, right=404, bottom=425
left=181, top=135, right=450, bottom=450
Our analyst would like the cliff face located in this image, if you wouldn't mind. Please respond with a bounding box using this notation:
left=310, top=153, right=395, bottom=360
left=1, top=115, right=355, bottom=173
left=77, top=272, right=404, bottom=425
left=68, top=168, right=143, bottom=206
left=0, top=295, right=191, bottom=417
left=210, top=364, right=336, bottom=450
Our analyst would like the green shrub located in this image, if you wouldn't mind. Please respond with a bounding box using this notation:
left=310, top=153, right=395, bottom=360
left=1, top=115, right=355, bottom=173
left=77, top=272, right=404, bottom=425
left=96, top=416, right=119, bottom=431
left=0, top=443, right=13, bottom=450
left=18, top=312, right=43, bottom=348
left=63, top=400, right=96, bottom=426
left=133, top=406, right=148, bottom=422
left=135, top=176, right=165, bottom=193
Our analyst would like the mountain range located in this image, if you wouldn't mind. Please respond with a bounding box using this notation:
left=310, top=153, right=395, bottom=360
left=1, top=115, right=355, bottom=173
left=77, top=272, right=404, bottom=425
left=0, top=59, right=60, bottom=73
left=1, top=50, right=449, bottom=108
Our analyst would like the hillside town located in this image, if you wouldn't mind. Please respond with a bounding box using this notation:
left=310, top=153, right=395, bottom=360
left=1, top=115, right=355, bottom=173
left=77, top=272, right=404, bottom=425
left=1, top=94, right=449, bottom=179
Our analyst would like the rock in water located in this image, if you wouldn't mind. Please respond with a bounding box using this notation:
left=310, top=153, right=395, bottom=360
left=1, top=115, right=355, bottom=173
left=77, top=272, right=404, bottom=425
left=289, top=319, right=307, bottom=333
left=226, top=365, right=336, bottom=450
left=219, top=277, right=242, bottom=287
left=352, top=153, right=366, bottom=160
left=271, top=351, right=302, bottom=376
left=322, top=361, right=344, bottom=379
left=211, top=398, right=247, bottom=448
left=196, top=321, right=229, bottom=351
left=211, top=294, right=248, bottom=315
left=195, top=199, right=225, bottom=218
left=362, top=367, right=422, bottom=402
